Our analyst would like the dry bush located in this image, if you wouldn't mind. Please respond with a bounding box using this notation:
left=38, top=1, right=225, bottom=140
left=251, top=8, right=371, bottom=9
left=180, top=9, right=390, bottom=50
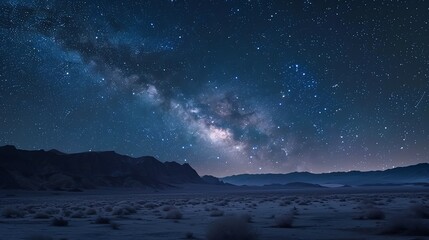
left=206, top=215, right=258, bottom=240
left=112, top=205, right=137, bottom=216
left=95, top=216, right=111, bottom=224
left=71, top=211, right=85, bottom=218
left=85, top=208, right=97, bottom=215
left=279, top=201, right=291, bottom=206
left=26, top=235, right=53, bottom=240
left=210, top=209, right=224, bottom=217
left=357, top=208, right=385, bottom=220
left=144, top=203, right=158, bottom=209
left=51, top=217, right=68, bottom=227
left=44, top=208, right=59, bottom=215
left=110, top=221, right=120, bottom=230
left=410, top=204, right=429, bottom=219
left=214, top=200, right=229, bottom=207
left=274, top=214, right=294, bottom=228
left=205, top=206, right=218, bottom=212
left=381, top=218, right=429, bottom=236
left=62, top=209, right=72, bottom=217
left=1, top=207, right=25, bottom=218
left=165, top=209, right=183, bottom=219
left=185, top=232, right=195, bottom=239
left=240, top=213, right=253, bottom=223
left=162, top=205, right=175, bottom=212
left=34, top=212, right=51, bottom=219
left=366, top=208, right=385, bottom=220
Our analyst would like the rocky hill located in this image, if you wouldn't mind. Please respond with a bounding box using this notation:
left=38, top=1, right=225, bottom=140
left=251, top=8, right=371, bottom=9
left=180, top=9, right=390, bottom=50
left=0, top=145, right=203, bottom=190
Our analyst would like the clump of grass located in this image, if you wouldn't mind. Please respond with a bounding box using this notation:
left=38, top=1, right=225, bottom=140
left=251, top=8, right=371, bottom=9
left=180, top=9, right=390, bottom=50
left=279, top=200, right=291, bottom=206
left=51, top=217, right=68, bottom=227
left=85, top=208, right=97, bottom=215
left=70, top=211, right=85, bottom=218
left=95, top=216, right=110, bottom=224
left=162, top=205, right=175, bottom=212
left=110, top=221, right=120, bottom=230
left=365, top=208, right=385, bottom=220
left=33, top=212, right=51, bottom=219
left=1, top=207, right=25, bottom=218
left=206, top=215, right=258, bottom=240
left=112, top=205, right=137, bottom=216
left=274, top=213, right=294, bottom=228
left=410, top=204, right=429, bottom=219
left=210, top=209, right=224, bottom=217
left=25, top=235, right=53, bottom=240
left=144, top=203, right=158, bottom=209
left=185, top=232, right=195, bottom=239
left=240, top=213, right=253, bottom=223
left=62, top=209, right=72, bottom=217
left=356, top=208, right=385, bottom=220
left=165, top=209, right=183, bottom=219
left=44, top=208, right=59, bottom=215
left=380, top=218, right=429, bottom=236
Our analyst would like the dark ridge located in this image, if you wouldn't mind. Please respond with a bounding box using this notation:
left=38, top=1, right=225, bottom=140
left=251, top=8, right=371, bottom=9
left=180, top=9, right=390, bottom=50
left=222, top=163, right=429, bottom=186
left=0, top=145, right=204, bottom=191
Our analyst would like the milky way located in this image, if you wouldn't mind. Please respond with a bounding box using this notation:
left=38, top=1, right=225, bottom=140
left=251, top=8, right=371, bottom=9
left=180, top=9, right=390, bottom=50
left=0, top=1, right=428, bottom=176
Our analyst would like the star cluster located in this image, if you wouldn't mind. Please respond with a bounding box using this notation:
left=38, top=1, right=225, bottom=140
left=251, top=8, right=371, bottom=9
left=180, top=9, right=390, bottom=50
left=0, top=0, right=428, bottom=176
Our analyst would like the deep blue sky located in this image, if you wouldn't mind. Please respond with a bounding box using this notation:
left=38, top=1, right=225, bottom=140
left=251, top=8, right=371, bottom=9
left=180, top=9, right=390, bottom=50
left=0, top=0, right=428, bottom=176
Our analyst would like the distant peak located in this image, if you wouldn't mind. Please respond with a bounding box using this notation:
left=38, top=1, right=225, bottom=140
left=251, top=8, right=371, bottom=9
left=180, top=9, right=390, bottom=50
left=0, top=145, right=17, bottom=150
left=48, top=149, right=64, bottom=155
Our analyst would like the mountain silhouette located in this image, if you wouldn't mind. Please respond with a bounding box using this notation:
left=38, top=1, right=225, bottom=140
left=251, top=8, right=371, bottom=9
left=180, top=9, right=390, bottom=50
left=222, top=163, right=429, bottom=186
left=0, top=145, right=202, bottom=190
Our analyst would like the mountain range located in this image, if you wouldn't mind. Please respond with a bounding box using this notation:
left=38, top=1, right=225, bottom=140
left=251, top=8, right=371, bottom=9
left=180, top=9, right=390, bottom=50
left=222, top=163, right=429, bottom=186
left=1, top=145, right=428, bottom=190
left=0, top=145, right=203, bottom=190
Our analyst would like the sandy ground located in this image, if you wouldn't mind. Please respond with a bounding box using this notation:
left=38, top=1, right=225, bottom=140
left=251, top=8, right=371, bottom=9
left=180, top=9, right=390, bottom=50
left=0, top=185, right=428, bottom=240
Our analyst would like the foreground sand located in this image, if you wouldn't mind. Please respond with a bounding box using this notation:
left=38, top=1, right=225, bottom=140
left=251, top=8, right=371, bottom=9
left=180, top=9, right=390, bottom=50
left=0, top=185, right=428, bottom=240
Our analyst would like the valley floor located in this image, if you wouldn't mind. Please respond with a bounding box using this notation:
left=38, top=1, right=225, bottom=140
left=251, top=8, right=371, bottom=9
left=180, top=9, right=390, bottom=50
left=0, top=185, right=428, bottom=240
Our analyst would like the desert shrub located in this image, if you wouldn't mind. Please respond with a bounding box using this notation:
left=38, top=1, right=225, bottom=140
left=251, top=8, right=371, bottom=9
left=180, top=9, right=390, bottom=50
left=206, top=215, right=258, bottom=240
left=357, top=208, right=385, bottom=220
left=214, top=200, right=229, bottom=207
left=185, top=232, right=195, bottom=239
left=205, top=206, right=215, bottom=211
left=26, top=235, right=53, bottom=240
left=279, top=201, right=291, bottom=206
left=1, top=207, right=25, bottom=218
left=110, top=222, right=120, bottom=230
left=95, top=216, right=111, bottom=224
left=112, top=205, right=137, bottom=216
left=44, top=208, right=59, bottom=215
left=165, top=209, right=183, bottom=219
left=144, top=203, right=158, bottom=209
left=51, top=217, right=68, bottom=227
left=104, top=206, right=113, bottom=212
left=366, top=208, right=385, bottom=220
left=291, top=207, right=299, bottom=215
left=62, top=209, right=72, bottom=217
left=410, top=204, right=429, bottom=219
left=210, top=209, right=224, bottom=217
left=162, top=205, right=175, bottom=212
left=359, top=199, right=377, bottom=209
left=381, top=218, right=429, bottom=236
left=85, top=208, right=97, bottom=215
left=274, top=214, right=294, bottom=228
left=34, top=212, right=51, bottom=219
left=71, top=211, right=85, bottom=218
left=240, top=213, right=253, bottom=223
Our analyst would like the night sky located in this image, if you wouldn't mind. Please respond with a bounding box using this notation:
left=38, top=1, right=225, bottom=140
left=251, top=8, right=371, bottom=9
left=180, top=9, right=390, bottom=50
left=0, top=0, right=428, bottom=177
